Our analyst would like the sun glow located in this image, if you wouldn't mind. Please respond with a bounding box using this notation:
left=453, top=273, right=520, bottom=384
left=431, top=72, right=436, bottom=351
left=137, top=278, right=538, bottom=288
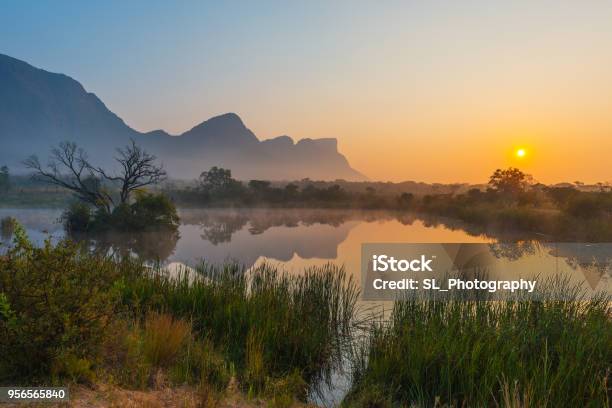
left=516, top=148, right=526, bottom=158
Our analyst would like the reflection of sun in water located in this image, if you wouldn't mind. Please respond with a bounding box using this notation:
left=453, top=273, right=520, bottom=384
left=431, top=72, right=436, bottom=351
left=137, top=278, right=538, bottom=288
left=516, top=148, right=526, bottom=158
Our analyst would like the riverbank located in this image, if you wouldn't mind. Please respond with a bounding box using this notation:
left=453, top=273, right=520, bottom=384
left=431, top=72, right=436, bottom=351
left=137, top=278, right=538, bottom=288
left=2, top=225, right=611, bottom=406
left=3, top=382, right=317, bottom=407
left=0, top=225, right=359, bottom=407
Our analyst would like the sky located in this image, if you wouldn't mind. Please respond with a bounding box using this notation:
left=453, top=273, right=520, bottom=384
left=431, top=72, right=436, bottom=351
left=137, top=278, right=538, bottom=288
left=1, top=0, right=612, bottom=183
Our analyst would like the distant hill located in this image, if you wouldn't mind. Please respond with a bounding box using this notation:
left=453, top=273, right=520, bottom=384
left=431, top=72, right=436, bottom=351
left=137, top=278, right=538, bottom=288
left=0, top=53, right=366, bottom=181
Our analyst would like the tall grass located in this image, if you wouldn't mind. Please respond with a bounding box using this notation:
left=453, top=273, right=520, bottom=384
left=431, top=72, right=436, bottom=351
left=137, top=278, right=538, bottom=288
left=0, top=216, right=16, bottom=241
left=5, top=224, right=610, bottom=405
left=142, top=313, right=191, bottom=369
left=120, top=262, right=361, bottom=394
left=1, top=226, right=361, bottom=404
left=345, top=278, right=612, bottom=407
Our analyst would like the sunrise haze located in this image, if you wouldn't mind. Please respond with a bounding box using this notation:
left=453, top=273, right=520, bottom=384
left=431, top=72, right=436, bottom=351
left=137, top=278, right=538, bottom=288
left=1, top=0, right=611, bottom=183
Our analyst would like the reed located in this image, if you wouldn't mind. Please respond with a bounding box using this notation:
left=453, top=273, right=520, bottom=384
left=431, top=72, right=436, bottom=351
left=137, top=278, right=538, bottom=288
left=345, top=277, right=612, bottom=407
left=120, top=262, right=361, bottom=393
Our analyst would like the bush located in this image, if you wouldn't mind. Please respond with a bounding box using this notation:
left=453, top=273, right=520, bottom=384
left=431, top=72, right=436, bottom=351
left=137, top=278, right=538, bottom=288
left=110, top=192, right=180, bottom=232
left=0, top=225, right=131, bottom=383
left=564, top=194, right=607, bottom=219
left=62, top=202, right=93, bottom=233
left=62, top=192, right=179, bottom=234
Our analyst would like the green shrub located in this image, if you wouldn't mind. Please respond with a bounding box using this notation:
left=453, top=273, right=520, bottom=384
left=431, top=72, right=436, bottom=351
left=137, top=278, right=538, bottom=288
left=0, top=225, right=132, bottom=383
left=62, top=192, right=179, bottom=234
left=62, top=201, right=93, bottom=232
left=109, top=192, right=180, bottom=232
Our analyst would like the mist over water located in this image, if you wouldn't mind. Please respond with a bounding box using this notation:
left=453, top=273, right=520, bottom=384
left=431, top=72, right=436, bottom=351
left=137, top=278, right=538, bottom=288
left=1, top=208, right=610, bottom=297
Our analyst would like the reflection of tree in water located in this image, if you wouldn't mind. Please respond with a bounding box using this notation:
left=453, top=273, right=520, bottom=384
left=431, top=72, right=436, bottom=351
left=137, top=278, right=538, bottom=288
left=72, top=228, right=179, bottom=263
left=418, top=213, right=551, bottom=242
left=547, top=243, right=612, bottom=288
left=395, top=213, right=417, bottom=226
left=418, top=214, right=486, bottom=238
left=248, top=210, right=349, bottom=234
left=199, top=213, right=249, bottom=245
left=488, top=241, right=539, bottom=261
left=184, top=209, right=359, bottom=243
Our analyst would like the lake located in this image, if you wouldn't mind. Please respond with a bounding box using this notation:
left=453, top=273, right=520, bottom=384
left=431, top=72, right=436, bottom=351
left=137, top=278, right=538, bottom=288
left=2, top=207, right=611, bottom=406
left=1, top=207, right=610, bottom=297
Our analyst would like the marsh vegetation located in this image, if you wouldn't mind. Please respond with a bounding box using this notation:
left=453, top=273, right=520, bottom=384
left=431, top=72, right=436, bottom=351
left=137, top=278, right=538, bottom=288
left=0, top=226, right=360, bottom=405
left=346, top=285, right=612, bottom=407
left=1, top=226, right=610, bottom=406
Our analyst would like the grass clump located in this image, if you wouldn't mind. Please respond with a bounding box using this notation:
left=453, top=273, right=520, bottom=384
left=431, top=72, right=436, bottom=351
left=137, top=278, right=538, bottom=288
left=142, top=312, right=191, bottom=369
left=0, top=216, right=17, bottom=241
left=345, top=280, right=612, bottom=407
left=121, top=262, right=360, bottom=399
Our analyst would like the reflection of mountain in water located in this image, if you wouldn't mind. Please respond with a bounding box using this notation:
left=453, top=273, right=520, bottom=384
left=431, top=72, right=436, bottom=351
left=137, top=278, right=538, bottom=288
left=3, top=208, right=611, bottom=293
left=486, top=241, right=611, bottom=290
left=74, top=229, right=180, bottom=263
left=548, top=243, right=612, bottom=289
left=173, top=209, right=362, bottom=267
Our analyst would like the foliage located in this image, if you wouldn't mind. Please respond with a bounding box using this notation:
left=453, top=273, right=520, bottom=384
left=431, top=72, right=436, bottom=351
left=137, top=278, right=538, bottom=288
left=396, top=192, right=414, bottom=208
left=488, top=167, right=533, bottom=197
left=120, top=262, right=361, bottom=396
left=0, top=230, right=358, bottom=402
left=62, top=201, right=93, bottom=232
left=0, top=216, right=17, bottom=241
left=109, top=191, right=180, bottom=232
left=418, top=180, right=612, bottom=240
left=564, top=193, right=610, bottom=219
left=198, top=166, right=243, bottom=197
left=0, top=226, right=132, bottom=383
left=175, top=166, right=372, bottom=208
left=62, top=192, right=179, bottom=234
left=2, top=226, right=611, bottom=405
left=345, top=279, right=612, bottom=407
left=142, top=313, right=191, bottom=369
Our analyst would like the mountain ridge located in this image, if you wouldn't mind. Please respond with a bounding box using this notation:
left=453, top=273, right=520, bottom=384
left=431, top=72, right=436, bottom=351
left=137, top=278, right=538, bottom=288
left=0, top=53, right=366, bottom=181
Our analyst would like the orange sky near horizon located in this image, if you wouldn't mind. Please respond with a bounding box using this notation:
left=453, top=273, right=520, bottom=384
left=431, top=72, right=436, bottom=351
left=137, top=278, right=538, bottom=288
left=4, top=1, right=611, bottom=184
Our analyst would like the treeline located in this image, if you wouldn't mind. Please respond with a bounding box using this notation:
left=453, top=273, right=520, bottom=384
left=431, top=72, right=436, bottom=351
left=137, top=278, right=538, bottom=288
left=417, top=168, right=612, bottom=240
left=168, top=166, right=612, bottom=240
left=166, top=166, right=411, bottom=209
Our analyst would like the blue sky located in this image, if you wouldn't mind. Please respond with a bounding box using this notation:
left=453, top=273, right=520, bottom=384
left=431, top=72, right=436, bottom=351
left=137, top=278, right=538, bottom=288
left=2, top=1, right=612, bottom=182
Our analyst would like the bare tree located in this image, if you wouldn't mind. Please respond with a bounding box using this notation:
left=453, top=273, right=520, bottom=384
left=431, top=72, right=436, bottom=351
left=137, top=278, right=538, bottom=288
left=94, top=140, right=167, bottom=205
left=24, top=139, right=166, bottom=213
left=24, top=142, right=114, bottom=212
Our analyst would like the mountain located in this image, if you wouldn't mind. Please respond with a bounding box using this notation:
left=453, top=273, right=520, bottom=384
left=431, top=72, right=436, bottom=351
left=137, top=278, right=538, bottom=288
left=0, top=53, right=366, bottom=181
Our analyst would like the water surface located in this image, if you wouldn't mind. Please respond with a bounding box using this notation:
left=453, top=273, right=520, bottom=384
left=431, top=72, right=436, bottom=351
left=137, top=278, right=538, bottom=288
left=1, top=208, right=610, bottom=294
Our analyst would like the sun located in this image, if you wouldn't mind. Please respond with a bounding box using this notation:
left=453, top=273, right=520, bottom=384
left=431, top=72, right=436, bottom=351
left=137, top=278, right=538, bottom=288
left=515, top=148, right=526, bottom=158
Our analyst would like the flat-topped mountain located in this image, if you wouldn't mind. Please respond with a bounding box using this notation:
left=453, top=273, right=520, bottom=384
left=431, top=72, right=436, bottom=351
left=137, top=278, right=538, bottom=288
left=0, top=53, right=366, bottom=181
